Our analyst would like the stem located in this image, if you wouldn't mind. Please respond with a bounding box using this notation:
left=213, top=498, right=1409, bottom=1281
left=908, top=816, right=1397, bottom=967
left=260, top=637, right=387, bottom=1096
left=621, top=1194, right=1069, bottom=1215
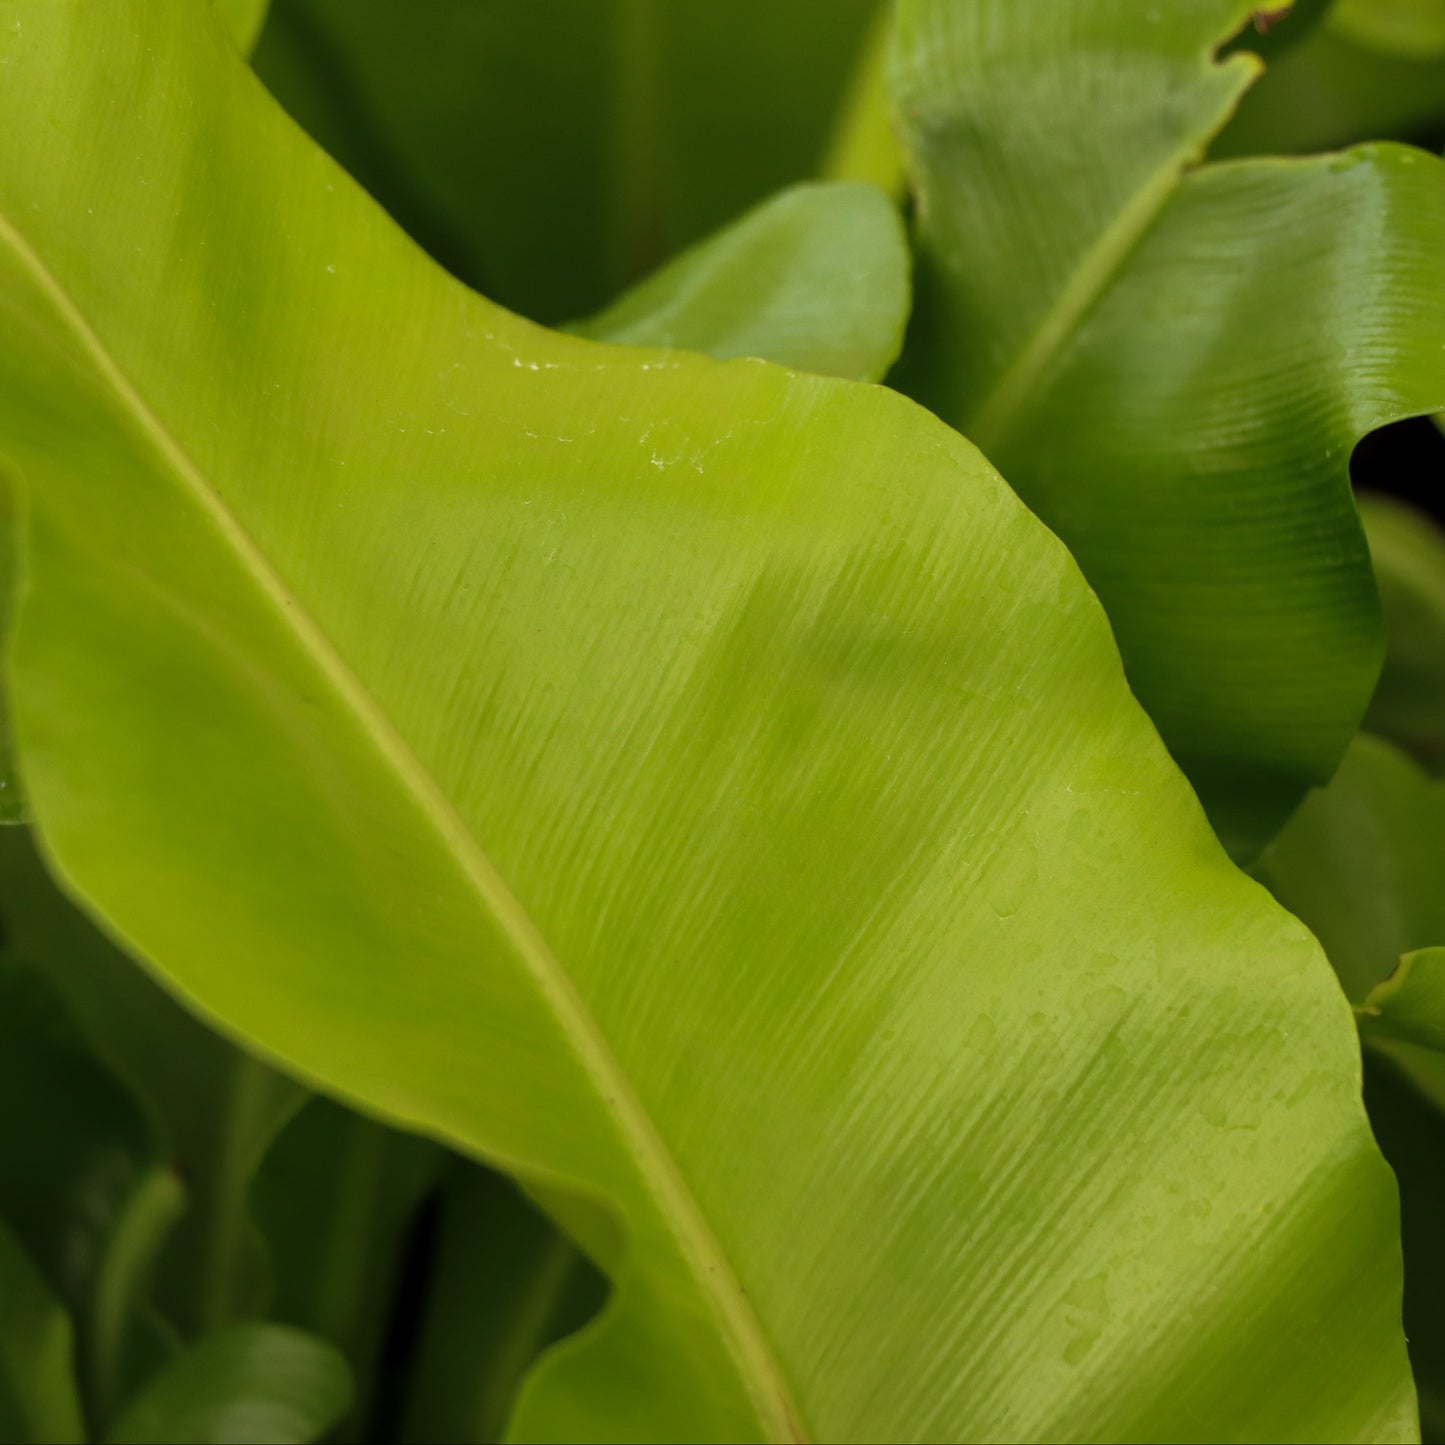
left=197, top=1056, right=300, bottom=1331
left=90, top=1166, right=184, bottom=1425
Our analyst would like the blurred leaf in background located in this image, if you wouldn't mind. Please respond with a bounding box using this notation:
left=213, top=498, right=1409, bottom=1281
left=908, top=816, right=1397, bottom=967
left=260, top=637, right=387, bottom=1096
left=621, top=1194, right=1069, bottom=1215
left=253, top=0, right=884, bottom=321
left=1216, top=0, right=1445, bottom=157
left=106, top=1323, right=351, bottom=1445
left=1360, top=496, right=1445, bottom=773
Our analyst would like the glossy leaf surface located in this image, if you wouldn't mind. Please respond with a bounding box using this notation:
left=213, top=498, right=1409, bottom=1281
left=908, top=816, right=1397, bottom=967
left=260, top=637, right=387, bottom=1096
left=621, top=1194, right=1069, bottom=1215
left=892, top=0, right=1445, bottom=856
left=106, top=1323, right=350, bottom=1445
left=254, top=0, right=882, bottom=322
left=571, top=182, right=908, bottom=382
left=0, top=1222, right=85, bottom=1445
left=1362, top=496, right=1445, bottom=774
left=0, top=2, right=1416, bottom=1440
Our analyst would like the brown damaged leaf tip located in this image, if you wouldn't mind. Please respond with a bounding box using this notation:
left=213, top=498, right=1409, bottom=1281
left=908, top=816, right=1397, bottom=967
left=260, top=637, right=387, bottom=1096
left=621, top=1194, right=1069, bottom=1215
left=1253, top=5, right=1292, bottom=32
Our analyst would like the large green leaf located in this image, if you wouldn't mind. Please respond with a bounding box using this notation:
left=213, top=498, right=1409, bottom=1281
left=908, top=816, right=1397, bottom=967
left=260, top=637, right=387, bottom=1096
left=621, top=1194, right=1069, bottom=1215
left=253, top=0, right=883, bottom=322
left=1361, top=496, right=1445, bottom=774
left=0, top=1222, right=85, bottom=1445
left=0, top=830, right=305, bottom=1336
left=570, top=182, right=908, bottom=383
left=106, top=1323, right=350, bottom=1445
left=891, top=0, right=1445, bottom=856
left=0, top=1, right=1416, bottom=1440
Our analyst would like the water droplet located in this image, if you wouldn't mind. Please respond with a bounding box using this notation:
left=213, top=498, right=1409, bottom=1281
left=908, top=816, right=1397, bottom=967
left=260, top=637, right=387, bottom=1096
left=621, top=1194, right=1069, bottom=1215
left=1084, top=986, right=1127, bottom=1025
left=967, top=1014, right=996, bottom=1050
left=1061, top=1274, right=1109, bottom=1365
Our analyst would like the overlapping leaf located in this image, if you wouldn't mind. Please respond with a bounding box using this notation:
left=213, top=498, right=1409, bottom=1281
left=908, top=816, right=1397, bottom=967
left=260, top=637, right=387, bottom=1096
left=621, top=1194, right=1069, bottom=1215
left=571, top=182, right=908, bottom=383
left=891, top=0, right=1445, bottom=856
left=0, top=2, right=1417, bottom=1440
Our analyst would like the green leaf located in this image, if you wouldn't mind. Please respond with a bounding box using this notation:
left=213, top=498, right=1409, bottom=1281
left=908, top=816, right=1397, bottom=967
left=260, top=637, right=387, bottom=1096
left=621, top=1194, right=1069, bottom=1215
left=1362, top=496, right=1445, bottom=775
left=250, top=1096, right=441, bottom=1436
left=891, top=0, right=1445, bottom=857
left=106, top=1323, right=351, bottom=1445
left=0, top=2, right=1416, bottom=1439
left=1334, top=0, right=1445, bottom=59
left=252, top=0, right=884, bottom=321
left=213, top=0, right=270, bottom=55
left=0, top=829, right=306, bottom=1335
left=399, top=1167, right=605, bottom=1445
left=1255, top=734, right=1445, bottom=1002
left=0, top=1222, right=85, bottom=1445
left=1360, top=947, right=1445, bottom=1052
left=570, top=182, right=908, bottom=382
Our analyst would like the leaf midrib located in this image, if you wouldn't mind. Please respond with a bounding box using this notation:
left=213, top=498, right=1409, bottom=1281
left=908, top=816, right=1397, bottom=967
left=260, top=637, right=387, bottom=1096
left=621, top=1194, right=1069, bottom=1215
left=959, top=51, right=1260, bottom=457
left=0, top=210, right=807, bottom=1445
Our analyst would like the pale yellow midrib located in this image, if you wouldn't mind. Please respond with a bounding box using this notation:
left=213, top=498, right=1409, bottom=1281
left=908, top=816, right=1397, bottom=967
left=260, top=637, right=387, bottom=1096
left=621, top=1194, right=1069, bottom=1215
left=962, top=156, right=1187, bottom=455
left=0, top=211, right=807, bottom=1445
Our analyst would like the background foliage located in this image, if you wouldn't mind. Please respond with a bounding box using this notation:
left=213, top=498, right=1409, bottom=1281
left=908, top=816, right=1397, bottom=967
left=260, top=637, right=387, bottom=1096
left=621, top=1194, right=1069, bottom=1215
left=2, top=1, right=1445, bottom=1441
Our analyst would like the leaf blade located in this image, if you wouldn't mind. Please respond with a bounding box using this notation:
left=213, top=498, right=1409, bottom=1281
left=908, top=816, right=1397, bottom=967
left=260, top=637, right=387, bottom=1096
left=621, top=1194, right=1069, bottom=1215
left=0, top=3, right=1418, bottom=1440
